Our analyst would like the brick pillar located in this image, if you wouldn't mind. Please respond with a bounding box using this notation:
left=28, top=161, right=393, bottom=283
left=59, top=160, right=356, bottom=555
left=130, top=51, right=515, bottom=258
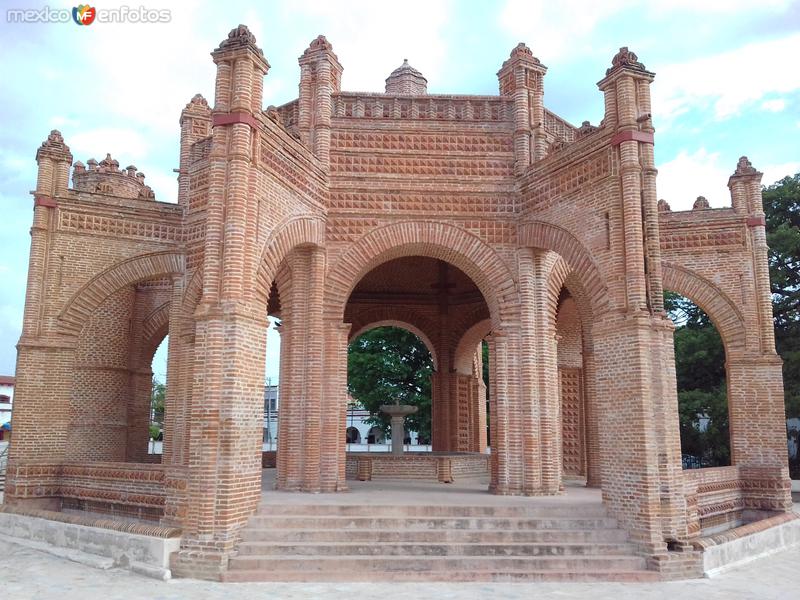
left=275, top=246, right=331, bottom=492
left=173, top=26, right=271, bottom=579
left=163, top=275, right=190, bottom=526
left=9, top=131, right=74, bottom=469
left=177, top=95, right=211, bottom=208
left=297, top=36, right=342, bottom=171
left=598, top=48, right=656, bottom=313
left=518, top=248, right=561, bottom=495
left=593, top=311, right=666, bottom=555
left=126, top=286, right=154, bottom=462
left=472, top=348, right=488, bottom=453
left=497, top=43, right=547, bottom=172
left=487, top=330, right=512, bottom=493
left=321, top=320, right=351, bottom=491
left=727, top=357, right=791, bottom=504
left=581, top=339, right=602, bottom=487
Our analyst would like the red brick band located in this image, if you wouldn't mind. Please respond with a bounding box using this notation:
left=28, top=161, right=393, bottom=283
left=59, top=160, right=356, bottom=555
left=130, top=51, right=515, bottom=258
left=746, top=215, right=766, bottom=227
left=610, top=130, right=654, bottom=145
left=211, top=111, right=260, bottom=130
left=34, top=195, right=57, bottom=208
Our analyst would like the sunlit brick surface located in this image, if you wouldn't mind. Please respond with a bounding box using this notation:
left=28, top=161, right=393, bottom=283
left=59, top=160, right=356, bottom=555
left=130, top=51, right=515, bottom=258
left=5, top=30, right=791, bottom=580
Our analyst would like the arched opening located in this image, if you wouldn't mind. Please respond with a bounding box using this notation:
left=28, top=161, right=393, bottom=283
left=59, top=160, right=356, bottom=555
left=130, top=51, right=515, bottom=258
left=149, top=335, right=168, bottom=456
left=556, top=291, right=586, bottom=480
left=344, top=256, right=491, bottom=456
left=64, top=277, right=173, bottom=464
left=665, top=291, right=731, bottom=468
left=347, top=325, right=435, bottom=451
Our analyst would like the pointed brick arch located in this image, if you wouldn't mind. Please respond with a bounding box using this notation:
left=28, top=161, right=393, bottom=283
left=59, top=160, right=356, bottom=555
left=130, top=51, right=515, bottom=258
left=255, top=215, right=326, bottom=301
left=325, top=221, right=517, bottom=326
left=453, top=319, right=492, bottom=375
left=546, top=255, right=594, bottom=331
left=519, top=221, right=609, bottom=316
left=662, top=263, right=748, bottom=354
left=58, top=251, right=184, bottom=337
left=142, top=301, right=170, bottom=347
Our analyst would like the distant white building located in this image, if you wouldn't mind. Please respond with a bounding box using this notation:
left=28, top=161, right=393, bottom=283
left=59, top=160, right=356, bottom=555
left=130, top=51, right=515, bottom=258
left=0, top=375, right=13, bottom=441
left=262, top=384, right=424, bottom=450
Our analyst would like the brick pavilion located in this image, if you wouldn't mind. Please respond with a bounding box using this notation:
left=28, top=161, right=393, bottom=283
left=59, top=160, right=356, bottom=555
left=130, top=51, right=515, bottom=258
left=4, top=26, right=792, bottom=580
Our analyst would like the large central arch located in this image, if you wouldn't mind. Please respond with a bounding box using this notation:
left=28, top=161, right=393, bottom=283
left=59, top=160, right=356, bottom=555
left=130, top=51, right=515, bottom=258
left=325, top=221, right=518, bottom=327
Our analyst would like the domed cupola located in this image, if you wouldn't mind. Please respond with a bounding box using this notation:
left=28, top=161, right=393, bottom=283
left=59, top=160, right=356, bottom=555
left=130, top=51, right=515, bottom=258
left=385, top=59, right=427, bottom=95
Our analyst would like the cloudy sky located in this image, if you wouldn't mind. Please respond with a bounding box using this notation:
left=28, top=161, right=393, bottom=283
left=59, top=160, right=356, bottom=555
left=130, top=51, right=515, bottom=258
left=0, top=0, right=799, bottom=381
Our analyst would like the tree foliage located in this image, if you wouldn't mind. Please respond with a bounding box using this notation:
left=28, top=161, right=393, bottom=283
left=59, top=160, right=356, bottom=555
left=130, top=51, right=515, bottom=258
left=764, top=173, right=800, bottom=477
left=666, top=291, right=730, bottom=467
left=347, top=326, right=433, bottom=441
left=764, top=174, right=800, bottom=421
left=150, top=378, right=165, bottom=441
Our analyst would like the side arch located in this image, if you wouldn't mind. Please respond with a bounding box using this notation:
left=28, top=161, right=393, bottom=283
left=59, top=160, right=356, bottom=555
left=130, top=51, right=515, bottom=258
left=325, top=221, right=517, bottom=327
left=140, top=300, right=171, bottom=366
left=58, top=251, right=184, bottom=336
left=519, top=221, right=609, bottom=316
left=662, top=263, right=748, bottom=354
left=453, top=319, right=492, bottom=375
left=255, top=215, right=326, bottom=301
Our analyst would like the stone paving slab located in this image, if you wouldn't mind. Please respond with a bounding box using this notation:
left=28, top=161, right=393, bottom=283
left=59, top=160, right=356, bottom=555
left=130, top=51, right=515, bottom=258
left=3, top=536, right=800, bottom=600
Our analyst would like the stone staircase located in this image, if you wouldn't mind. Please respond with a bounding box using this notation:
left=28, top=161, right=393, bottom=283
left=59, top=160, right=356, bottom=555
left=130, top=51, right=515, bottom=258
left=223, top=503, right=659, bottom=582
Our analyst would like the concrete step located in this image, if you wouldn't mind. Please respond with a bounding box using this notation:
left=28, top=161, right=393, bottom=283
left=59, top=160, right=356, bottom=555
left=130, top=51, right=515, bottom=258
left=227, top=554, right=648, bottom=573
left=234, top=541, right=638, bottom=557
left=223, top=568, right=661, bottom=583
left=240, top=527, right=630, bottom=544
left=244, top=516, right=620, bottom=530
left=256, top=503, right=609, bottom=518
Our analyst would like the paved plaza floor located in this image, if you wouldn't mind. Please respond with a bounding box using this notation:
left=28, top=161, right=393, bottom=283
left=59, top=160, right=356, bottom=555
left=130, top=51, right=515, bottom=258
left=2, top=536, right=798, bottom=600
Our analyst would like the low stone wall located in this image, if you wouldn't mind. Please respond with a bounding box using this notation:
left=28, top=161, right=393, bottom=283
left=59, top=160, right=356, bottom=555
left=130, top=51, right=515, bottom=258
left=684, top=465, right=792, bottom=536
left=0, top=507, right=180, bottom=579
left=345, top=453, right=489, bottom=482
left=5, top=461, right=166, bottom=522
left=694, top=512, right=800, bottom=576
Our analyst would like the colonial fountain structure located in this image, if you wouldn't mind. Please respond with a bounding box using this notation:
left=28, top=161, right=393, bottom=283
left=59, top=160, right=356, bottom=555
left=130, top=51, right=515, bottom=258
left=379, top=403, right=417, bottom=455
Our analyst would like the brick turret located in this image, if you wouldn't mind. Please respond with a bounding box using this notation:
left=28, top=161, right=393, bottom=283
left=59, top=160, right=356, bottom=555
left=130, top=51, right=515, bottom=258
left=497, top=43, right=547, bottom=171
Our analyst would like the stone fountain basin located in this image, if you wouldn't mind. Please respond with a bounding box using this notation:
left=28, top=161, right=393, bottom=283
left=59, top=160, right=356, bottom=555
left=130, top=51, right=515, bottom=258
left=379, top=404, right=418, bottom=417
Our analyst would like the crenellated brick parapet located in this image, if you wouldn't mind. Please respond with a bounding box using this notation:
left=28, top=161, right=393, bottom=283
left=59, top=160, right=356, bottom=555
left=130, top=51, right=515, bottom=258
left=73, top=154, right=155, bottom=200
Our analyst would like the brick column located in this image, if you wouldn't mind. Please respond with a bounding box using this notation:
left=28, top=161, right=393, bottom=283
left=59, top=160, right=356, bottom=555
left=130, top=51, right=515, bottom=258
left=598, top=48, right=657, bottom=313
left=298, top=36, right=342, bottom=171
left=518, top=248, right=560, bottom=495
left=173, top=26, right=271, bottom=579
left=487, top=330, right=512, bottom=494
left=9, top=131, right=74, bottom=468
left=593, top=311, right=666, bottom=555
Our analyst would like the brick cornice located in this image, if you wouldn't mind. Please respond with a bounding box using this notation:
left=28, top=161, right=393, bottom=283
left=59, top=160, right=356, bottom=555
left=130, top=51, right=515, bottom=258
left=211, top=111, right=261, bottom=130
left=34, top=194, right=58, bottom=208
left=746, top=215, right=766, bottom=228
left=610, top=130, right=654, bottom=145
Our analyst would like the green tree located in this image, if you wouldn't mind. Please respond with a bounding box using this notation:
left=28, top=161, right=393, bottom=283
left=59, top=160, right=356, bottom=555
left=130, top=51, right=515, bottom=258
left=150, top=377, right=165, bottom=440
left=665, top=291, right=730, bottom=466
left=763, top=173, right=800, bottom=476
left=763, top=174, right=800, bottom=421
left=348, top=326, right=433, bottom=441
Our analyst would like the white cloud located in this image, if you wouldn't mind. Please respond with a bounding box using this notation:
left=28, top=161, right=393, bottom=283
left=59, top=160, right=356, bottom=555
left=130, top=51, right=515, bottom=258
left=652, top=34, right=800, bottom=122
left=656, top=148, right=732, bottom=211
left=498, top=0, right=632, bottom=61
left=761, top=98, right=786, bottom=112
left=144, top=169, right=178, bottom=204
left=762, top=161, right=800, bottom=186
left=68, top=128, right=150, bottom=162
left=284, top=0, right=453, bottom=93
